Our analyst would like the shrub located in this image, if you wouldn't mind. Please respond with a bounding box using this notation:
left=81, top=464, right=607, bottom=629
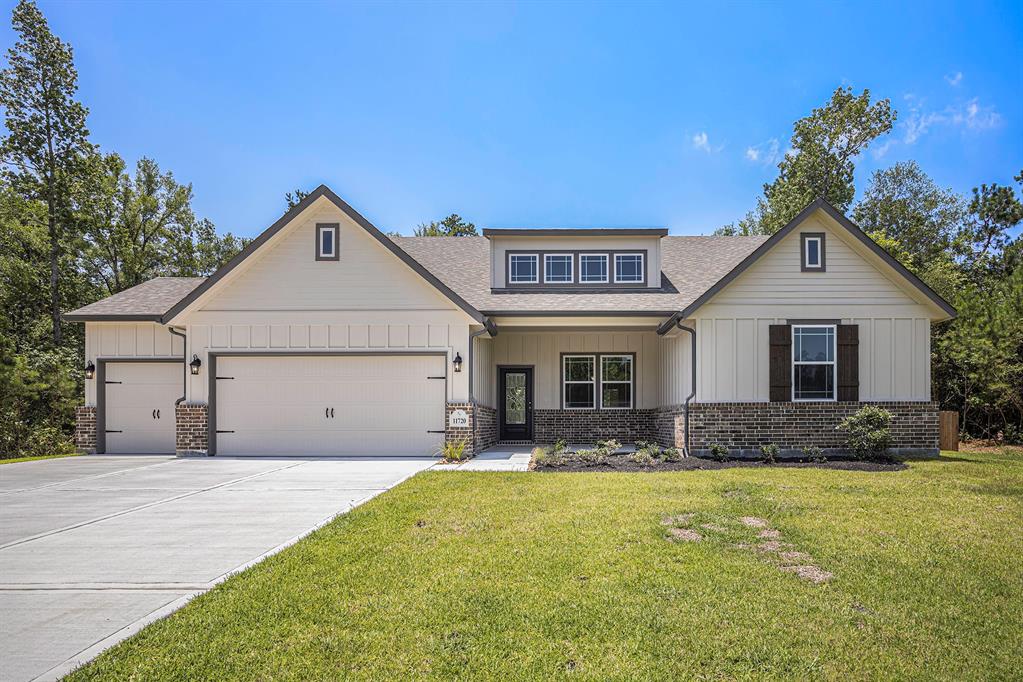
left=437, top=439, right=468, bottom=462
left=596, top=439, right=622, bottom=453
left=661, top=447, right=682, bottom=462
left=576, top=448, right=607, bottom=466
left=708, top=443, right=729, bottom=462
left=531, top=446, right=565, bottom=467
left=760, top=443, right=779, bottom=464
left=551, top=439, right=568, bottom=454
left=628, top=449, right=656, bottom=466
left=838, top=406, right=893, bottom=460
left=801, top=445, right=825, bottom=462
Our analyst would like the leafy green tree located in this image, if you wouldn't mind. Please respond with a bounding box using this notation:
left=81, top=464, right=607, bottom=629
left=169, top=217, right=248, bottom=277
left=284, top=187, right=309, bottom=211
left=0, top=0, right=93, bottom=345
left=719, top=87, right=895, bottom=235
left=414, top=213, right=477, bottom=237
left=965, top=170, right=1023, bottom=280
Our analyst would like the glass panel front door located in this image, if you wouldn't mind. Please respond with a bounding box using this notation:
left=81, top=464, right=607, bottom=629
left=499, top=368, right=533, bottom=441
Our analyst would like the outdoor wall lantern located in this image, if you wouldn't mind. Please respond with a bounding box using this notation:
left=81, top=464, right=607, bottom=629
left=84, top=360, right=95, bottom=380
left=453, top=352, right=463, bottom=373
left=189, top=354, right=202, bottom=375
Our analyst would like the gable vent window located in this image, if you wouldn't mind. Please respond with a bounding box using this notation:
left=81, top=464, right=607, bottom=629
left=544, top=254, right=573, bottom=283
left=614, top=253, right=644, bottom=283
left=801, top=232, right=825, bottom=271
left=509, top=254, right=539, bottom=283
left=316, top=223, right=340, bottom=261
left=579, top=254, right=609, bottom=283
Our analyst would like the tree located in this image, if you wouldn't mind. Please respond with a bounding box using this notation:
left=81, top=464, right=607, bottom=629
left=0, top=0, right=93, bottom=346
left=284, top=188, right=309, bottom=211
left=852, top=161, right=969, bottom=272
left=965, top=170, right=1023, bottom=279
left=169, top=217, right=248, bottom=277
left=720, top=87, right=895, bottom=235
left=414, top=213, right=477, bottom=237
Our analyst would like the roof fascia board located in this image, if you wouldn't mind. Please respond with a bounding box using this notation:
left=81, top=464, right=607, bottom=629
left=483, top=228, right=668, bottom=237
left=162, top=185, right=487, bottom=326
left=62, top=313, right=164, bottom=322
left=674, top=197, right=956, bottom=322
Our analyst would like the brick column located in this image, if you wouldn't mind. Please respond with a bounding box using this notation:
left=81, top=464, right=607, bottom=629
left=176, top=403, right=209, bottom=456
left=74, top=406, right=97, bottom=454
left=445, top=402, right=475, bottom=457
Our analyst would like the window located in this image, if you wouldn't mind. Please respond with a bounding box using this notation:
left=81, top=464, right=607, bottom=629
left=614, top=253, right=644, bottom=283
left=544, top=254, right=573, bottom=283
left=600, top=355, right=633, bottom=408
left=508, top=254, right=539, bottom=283
left=579, top=254, right=609, bottom=283
left=563, top=355, right=595, bottom=409
left=801, top=233, right=825, bottom=271
left=792, top=325, right=836, bottom=401
left=316, top=223, right=339, bottom=261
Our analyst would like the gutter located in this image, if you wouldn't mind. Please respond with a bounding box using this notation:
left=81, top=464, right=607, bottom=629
left=168, top=327, right=188, bottom=405
left=467, top=321, right=494, bottom=449
left=675, top=320, right=697, bottom=457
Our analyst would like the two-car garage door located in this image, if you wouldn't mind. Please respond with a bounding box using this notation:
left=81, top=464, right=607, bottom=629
left=213, top=355, right=447, bottom=457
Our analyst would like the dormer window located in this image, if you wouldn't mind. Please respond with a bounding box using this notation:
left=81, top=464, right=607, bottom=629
left=508, top=253, right=539, bottom=283
left=579, top=254, right=609, bottom=283
left=544, top=254, right=573, bottom=283
left=801, top=233, right=825, bottom=271
left=316, top=223, right=339, bottom=261
left=614, top=253, right=644, bottom=283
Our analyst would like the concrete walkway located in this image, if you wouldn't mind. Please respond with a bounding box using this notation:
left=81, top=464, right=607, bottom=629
left=0, top=455, right=434, bottom=682
left=433, top=445, right=535, bottom=471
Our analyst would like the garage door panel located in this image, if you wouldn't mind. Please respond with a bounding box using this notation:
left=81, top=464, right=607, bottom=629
left=105, top=362, right=181, bottom=454
left=216, top=355, right=446, bottom=457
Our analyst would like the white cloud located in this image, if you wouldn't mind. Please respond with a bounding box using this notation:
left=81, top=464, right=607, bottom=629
left=901, top=96, right=1002, bottom=144
left=945, top=71, right=963, bottom=86
left=744, top=137, right=781, bottom=165
left=871, top=139, right=895, bottom=159
left=692, top=131, right=710, bottom=152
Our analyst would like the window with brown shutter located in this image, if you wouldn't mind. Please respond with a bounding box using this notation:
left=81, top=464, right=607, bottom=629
left=836, top=324, right=859, bottom=401
left=769, top=324, right=792, bottom=402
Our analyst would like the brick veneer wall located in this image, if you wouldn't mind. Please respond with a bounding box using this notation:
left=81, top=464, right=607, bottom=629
left=75, top=406, right=97, bottom=454
left=475, top=403, right=498, bottom=452
left=687, top=401, right=939, bottom=456
left=176, top=403, right=209, bottom=456
left=533, top=409, right=656, bottom=444
left=445, top=402, right=475, bottom=456
left=654, top=405, right=685, bottom=449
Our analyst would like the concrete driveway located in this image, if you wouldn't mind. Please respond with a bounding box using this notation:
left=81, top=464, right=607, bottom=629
left=0, top=455, right=435, bottom=682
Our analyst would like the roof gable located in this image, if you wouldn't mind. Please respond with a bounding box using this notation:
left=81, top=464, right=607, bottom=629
left=164, top=185, right=488, bottom=327
left=657, top=198, right=956, bottom=331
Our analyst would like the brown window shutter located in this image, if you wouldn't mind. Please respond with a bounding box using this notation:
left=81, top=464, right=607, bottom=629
left=837, top=324, right=859, bottom=402
left=769, top=324, right=792, bottom=402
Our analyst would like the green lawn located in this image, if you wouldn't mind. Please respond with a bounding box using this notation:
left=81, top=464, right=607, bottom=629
left=0, top=452, right=80, bottom=465
left=69, top=450, right=1022, bottom=680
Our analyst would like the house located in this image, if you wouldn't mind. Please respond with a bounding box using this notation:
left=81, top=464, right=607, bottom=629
left=66, top=186, right=955, bottom=459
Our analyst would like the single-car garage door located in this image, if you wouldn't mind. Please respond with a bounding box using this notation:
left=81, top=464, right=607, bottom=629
left=105, top=361, right=182, bottom=454
left=214, top=354, right=447, bottom=457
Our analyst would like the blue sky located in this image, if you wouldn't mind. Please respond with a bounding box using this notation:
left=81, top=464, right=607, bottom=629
left=7, top=1, right=1023, bottom=237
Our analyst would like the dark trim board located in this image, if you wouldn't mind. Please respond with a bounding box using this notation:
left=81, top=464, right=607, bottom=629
left=501, top=249, right=652, bottom=290
left=206, top=350, right=449, bottom=456
left=800, top=232, right=826, bottom=272
left=558, top=351, right=638, bottom=411
left=484, top=227, right=667, bottom=237
left=95, top=357, right=184, bottom=455
left=314, top=223, right=340, bottom=262
left=64, top=313, right=165, bottom=322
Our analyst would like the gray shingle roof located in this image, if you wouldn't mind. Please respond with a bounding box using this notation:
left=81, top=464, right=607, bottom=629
left=64, top=236, right=769, bottom=320
left=395, top=235, right=768, bottom=313
left=64, top=277, right=206, bottom=320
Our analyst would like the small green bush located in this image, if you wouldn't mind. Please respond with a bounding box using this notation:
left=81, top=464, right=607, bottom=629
left=552, top=439, right=568, bottom=454
left=532, top=446, right=565, bottom=467
left=576, top=448, right=607, bottom=466
left=801, top=445, right=825, bottom=462
left=761, top=443, right=779, bottom=464
left=661, top=447, right=682, bottom=462
left=628, top=449, right=656, bottom=466
left=596, top=439, right=622, bottom=453
left=708, top=443, right=729, bottom=462
left=838, top=406, right=893, bottom=460
left=437, top=439, right=468, bottom=462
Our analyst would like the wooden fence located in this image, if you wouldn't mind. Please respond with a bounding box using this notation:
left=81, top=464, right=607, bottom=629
left=939, top=411, right=959, bottom=452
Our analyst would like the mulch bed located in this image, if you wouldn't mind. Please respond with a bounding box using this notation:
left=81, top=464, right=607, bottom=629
left=534, top=455, right=906, bottom=473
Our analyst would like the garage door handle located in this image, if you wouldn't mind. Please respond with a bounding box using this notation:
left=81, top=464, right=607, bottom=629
left=325, top=407, right=329, bottom=418
left=152, top=409, right=156, bottom=419
left=157, top=409, right=161, bottom=419
left=330, top=408, right=334, bottom=418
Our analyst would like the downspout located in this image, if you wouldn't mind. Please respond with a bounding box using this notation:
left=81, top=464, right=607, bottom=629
left=468, top=324, right=490, bottom=451
left=168, top=327, right=187, bottom=405
left=675, top=320, right=697, bottom=457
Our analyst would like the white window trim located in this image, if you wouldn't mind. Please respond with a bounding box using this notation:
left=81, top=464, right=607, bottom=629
left=544, top=253, right=574, bottom=284
left=579, top=254, right=609, bottom=283
left=804, top=236, right=822, bottom=268
left=613, top=252, right=645, bottom=284
left=599, top=354, right=634, bottom=410
left=791, top=324, right=837, bottom=402
left=563, top=354, right=596, bottom=410
left=317, top=225, right=337, bottom=258
left=508, top=253, right=539, bottom=284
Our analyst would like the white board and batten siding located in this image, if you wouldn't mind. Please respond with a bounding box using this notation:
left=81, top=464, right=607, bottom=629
left=177, top=196, right=479, bottom=404
left=660, top=211, right=939, bottom=403
left=84, top=322, right=184, bottom=405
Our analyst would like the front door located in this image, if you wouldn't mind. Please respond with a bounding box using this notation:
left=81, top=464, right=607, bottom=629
left=499, top=367, right=533, bottom=441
